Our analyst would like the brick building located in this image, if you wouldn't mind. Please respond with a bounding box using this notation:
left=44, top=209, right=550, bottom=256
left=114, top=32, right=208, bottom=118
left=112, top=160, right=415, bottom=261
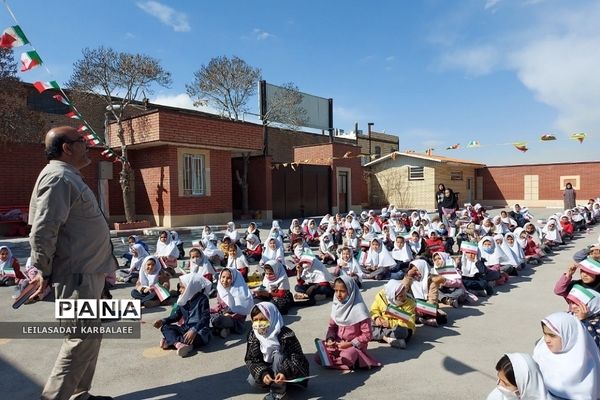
left=476, top=161, right=600, bottom=208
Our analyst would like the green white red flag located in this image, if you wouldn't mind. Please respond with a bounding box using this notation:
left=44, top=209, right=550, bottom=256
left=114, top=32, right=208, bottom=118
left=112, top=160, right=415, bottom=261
left=567, top=284, right=595, bottom=306
left=415, top=299, right=437, bottom=316
left=53, top=94, right=71, bottom=106
left=33, top=81, right=59, bottom=93
left=77, top=125, right=89, bottom=132
left=0, top=25, right=29, bottom=48
left=20, top=50, right=42, bottom=72
left=65, top=112, right=81, bottom=120
left=385, top=303, right=412, bottom=322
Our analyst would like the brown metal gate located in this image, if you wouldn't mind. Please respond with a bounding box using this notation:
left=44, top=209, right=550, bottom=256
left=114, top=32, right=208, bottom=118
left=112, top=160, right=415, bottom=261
left=272, top=165, right=331, bottom=219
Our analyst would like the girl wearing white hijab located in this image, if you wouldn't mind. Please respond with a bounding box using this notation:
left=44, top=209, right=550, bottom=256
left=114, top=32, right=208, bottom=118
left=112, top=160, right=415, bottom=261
left=570, top=286, right=600, bottom=350
left=155, top=230, right=179, bottom=267
left=226, top=244, right=250, bottom=280
left=244, top=233, right=263, bottom=262
left=362, top=237, right=396, bottom=280
left=541, top=219, right=562, bottom=248
left=319, top=230, right=337, bottom=264
left=370, top=279, right=416, bottom=349
left=116, top=243, right=149, bottom=283
left=211, top=268, right=253, bottom=338
left=245, top=302, right=309, bottom=398
left=533, top=311, right=600, bottom=399
left=431, top=251, right=465, bottom=308
left=260, top=237, right=285, bottom=268
left=188, top=247, right=216, bottom=281
left=487, top=353, right=557, bottom=400
left=502, top=232, right=525, bottom=271
left=335, top=246, right=363, bottom=288
left=226, top=222, right=239, bottom=244
left=403, top=259, right=446, bottom=326
left=319, top=275, right=380, bottom=370
left=154, top=272, right=212, bottom=357
left=295, top=255, right=334, bottom=306
left=0, top=245, right=24, bottom=286
left=254, top=260, right=294, bottom=315
left=478, top=236, right=508, bottom=286
left=131, top=256, right=165, bottom=307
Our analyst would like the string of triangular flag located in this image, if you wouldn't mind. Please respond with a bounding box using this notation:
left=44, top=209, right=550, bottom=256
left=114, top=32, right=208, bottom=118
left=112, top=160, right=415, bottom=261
left=270, top=150, right=372, bottom=170
left=1, top=2, right=125, bottom=165
left=441, top=133, right=587, bottom=153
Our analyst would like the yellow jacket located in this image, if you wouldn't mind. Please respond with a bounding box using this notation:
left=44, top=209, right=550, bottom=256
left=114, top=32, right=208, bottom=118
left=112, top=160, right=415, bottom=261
left=370, top=289, right=416, bottom=332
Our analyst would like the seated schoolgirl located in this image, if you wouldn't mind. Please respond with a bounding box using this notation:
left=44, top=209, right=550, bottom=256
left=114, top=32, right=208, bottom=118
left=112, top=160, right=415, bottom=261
left=304, top=219, right=320, bottom=246
left=533, top=312, right=600, bottom=400
left=431, top=252, right=465, bottom=308
left=288, top=219, right=304, bottom=251
left=244, top=233, right=263, bottom=263
left=122, top=235, right=150, bottom=264
left=317, top=275, right=380, bottom=370
left=342, top=227, right=359, bottom=254
left=391, top=235, right=413, bottom=275
left=155, top=230, right=179, bottom=269
left=492, top=235, right=517, bottom=277
left=319, top=230, right=337, bottom=265
left=294, top=255, right=334, bottom=306
left=203, top=234, right=225, bottom=267
left=246, top=222, right=261, bottom=242
left=524, top=222, right=548, bottom=254
left=501, top=232, right=525, bottom=271
left=131, top=256, right=169, bottom=307
left=408, top=231, right=428, bottom=259
left=260, top=237, right=285, bottom=270
left=220, top=236, right=233, bottom=266
left=514, top=227, right=542, bottom=265
left=478, top=236, right=508, bottom=285
left=245, top=302, right=309, bottom=400
left=270, top=221, right=285, bottom=246
left=201, top=225, right=213, bottom=247
left=154, top=273, right=212, bottom=357
left=0, top=245, right=24, bottom=287
left=424, top=230, right=445, bottom=257
left=559, top=215, right=574, bottom=241
left=554, top=256, right=600, bottom=299
left=381, top=225, right=394, bottom=251
left=334, top=246, right=363, bottom=288
left=568, top=284, right=600, bottom=349
left=188, top=247, right=217, bottom=282
left=170, top=230, right=185, bottom=260
left=318, top=214, right=331, bottom=232
left=499, top=210, right=518, bottom=232
left=403, top=259, right=446, bottom=327
left=370, top=279, right=416, bottom=349
left=542, top=219, right=562, bottom=248
left=459, top=242, right=495, bottom=298
left=116, top=243, right=148, bottom=283
left=211, top=267, right=253, bottom=338
left=226, top=221, right=240, bottom=244
left=227, top=244, right=250, bottom=280
left=570, top=208, right=587, bottom=231
left=254, top=260, right=294, bottom=315
left=486, top=353, right=554, bottom=400
left=361, top=237, right=396, bottom=280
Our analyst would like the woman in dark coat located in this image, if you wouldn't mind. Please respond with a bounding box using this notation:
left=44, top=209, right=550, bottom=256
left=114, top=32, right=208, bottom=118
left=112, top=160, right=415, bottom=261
left=436, top=184, right=446, bottom=219
left=564, top=182, right=576, bottom=209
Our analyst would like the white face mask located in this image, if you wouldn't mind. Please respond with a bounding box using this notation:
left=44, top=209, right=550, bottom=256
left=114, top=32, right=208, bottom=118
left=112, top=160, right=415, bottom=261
left=496, top=381, right=520, bottom=399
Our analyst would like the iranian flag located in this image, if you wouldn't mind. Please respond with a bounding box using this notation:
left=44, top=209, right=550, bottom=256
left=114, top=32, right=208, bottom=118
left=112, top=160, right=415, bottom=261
left=385, top=304, right=412, bottom=323
left=0, top=25, right=29, bottom=48
left=65, top=111, right=81, bottom=120
left=33, top=80, right=60, bottom=93
left=415, top=299, right=437, bottom=317
left=435, top=266, right=461, bottom=280
left=579, top=257, right=600, bottom=275
left=85, top=136, right=101, bottom=145
left=152, top=284, right=171, bottom=302
left=20, top=50, right=42, bottom=72
left=567, top=284, right=596, bottom=306
left=53, top=94, right=71, bottom=106
left=77, top=125, right=89, bottom=132
left=460, top=241, right=478, bottom=254
left=314, top=338, right=333, bottom=367
left=1, top=267, right=15, bottom=277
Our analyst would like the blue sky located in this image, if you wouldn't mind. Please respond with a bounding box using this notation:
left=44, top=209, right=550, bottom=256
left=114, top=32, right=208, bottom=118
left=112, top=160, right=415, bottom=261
left=3, top=0, right=599, bottom=165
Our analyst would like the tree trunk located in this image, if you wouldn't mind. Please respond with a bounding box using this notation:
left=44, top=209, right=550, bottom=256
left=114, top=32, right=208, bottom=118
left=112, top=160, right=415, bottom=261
left=235, top=153, right=250, bottom=215
left=117, top=122, right=136, bottom=222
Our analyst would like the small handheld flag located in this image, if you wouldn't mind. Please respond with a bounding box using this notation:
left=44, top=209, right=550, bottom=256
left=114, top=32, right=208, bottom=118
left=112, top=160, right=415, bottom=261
left=151, top=284, right=171, bottom=302
left=579, top=257, right=600, bottom=275
left=567, top=284, right=596, bottom=306
left=385, top=303, right=412, bottom=322
left=415, top=299, right=437, bottom=317
left=315, top=339, right=333, bottom=367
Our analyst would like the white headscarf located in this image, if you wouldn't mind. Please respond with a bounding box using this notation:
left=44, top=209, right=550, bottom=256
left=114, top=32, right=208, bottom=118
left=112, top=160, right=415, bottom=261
left=129, top=243, right=149, bottom=272
left=486, top=353, right=554, bottom=400
left=177, top=272, right=212, bottom=306
left=502, top=232, right=525, bottom=266
left=0, top=245, right=15, bottom=274
left=203, top=236, right=224, bottom=259
left=541, top=220, right=560, bottom=242
left=365, top=238, right=396, bottom=268
left=384, top=279, right=406, bottom=304
left=138, top=256, right=161, bottom=287
left=253, top=302, right=284, bottom=362
left=155, top=231, right=179, bottom=258
left=431, top=252, right=462, bottom=281
left=299, top=255, right=333, bottom=284
left=409, top=259, right=431, bottom=301
left=216, top=268, right=254, bottom=315
left=261, top=237, right=284, bottom=265
left=170, top=230, right=182, bottom=245
left=190, top=250, right=216, bottom=276
left=226, top=248, right=249, bottom=271
left=391, top=238, right=413, bottom=262
left=331, top=275, right=370, bottom=326
left=226, top=222, right=239, bottom=243
left=478, top=236, right=507, bottom=266
left=262, top=260, right=290, bottom=291
left=319, top=231, right=335, bottom=254
left=533, top=312, right=600, bottom=399
left=460, top=253, right=480, bottom=278
left=524, top=223, right=543, bottom=246
left=245, top=233, right=260, bottom=251
left=337, top=253, right=363, bottom=281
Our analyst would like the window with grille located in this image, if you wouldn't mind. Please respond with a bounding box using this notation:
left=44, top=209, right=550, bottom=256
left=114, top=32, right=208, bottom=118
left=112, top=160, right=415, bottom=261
left=450, top=171, right=463, bottom=181
left=182, top=154, right=205, bottom=196
left=408, top=166, right=424, bottom=180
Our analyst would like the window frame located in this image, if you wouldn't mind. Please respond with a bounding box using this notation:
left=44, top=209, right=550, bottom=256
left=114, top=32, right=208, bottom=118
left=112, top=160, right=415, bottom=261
left=408, top=166, right=425, bottom=181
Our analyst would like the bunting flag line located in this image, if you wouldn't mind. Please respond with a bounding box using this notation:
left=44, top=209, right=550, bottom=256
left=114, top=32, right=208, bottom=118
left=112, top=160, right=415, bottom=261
left=467, top=140, right=480, bottom=148
left=77, top=125, right=89, bottom=132
left=33, top=80, right=60, bottom=93
left=446, top=144, right=460, bottom=150
left=512, top=142, right=528, bottom=152
left=20, top=50, right=42, bottom=71
left=570, top=132, right=586, bottom=143
left=540, top=134, right=556, bottom=141
left=0, top=25, right=28, bottom=48
left=52, top=94, right=71, bottom=106
left=66, top=111, right=81, bottom=120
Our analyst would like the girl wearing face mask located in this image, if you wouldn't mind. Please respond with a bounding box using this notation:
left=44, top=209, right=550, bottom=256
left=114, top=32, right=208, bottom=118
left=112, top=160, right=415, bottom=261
left=211, top=268, right=253, bottom=339
left=294, top=255, right=334, bottom=306
left=317, top=276, right=380, bottom=370
left=477, top=237, right=507, bottom=286
left=245, top=302, right=309, bottom=400
left=369, top=279, right=416, bottom=349
left=533, top=312, right=600, bottom=399
left=487, top=353, right=555, bottom=400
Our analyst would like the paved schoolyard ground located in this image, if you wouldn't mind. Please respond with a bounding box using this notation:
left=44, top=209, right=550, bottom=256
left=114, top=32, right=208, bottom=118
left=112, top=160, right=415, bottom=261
left=0, top=208, right=593, bottom=399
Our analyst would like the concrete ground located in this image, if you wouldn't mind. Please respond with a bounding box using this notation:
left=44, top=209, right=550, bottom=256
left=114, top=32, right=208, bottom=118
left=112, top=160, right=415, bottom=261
left=0, top=208, right=592, bottom=399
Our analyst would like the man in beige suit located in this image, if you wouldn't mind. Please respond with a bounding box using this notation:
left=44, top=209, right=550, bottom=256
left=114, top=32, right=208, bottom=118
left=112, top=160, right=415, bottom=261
left=29, top=126, right=117, bottom=400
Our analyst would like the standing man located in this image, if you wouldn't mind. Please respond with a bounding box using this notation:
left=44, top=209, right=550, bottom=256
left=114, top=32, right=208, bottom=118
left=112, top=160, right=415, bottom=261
left=29, top=126, right=116, bottom=400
